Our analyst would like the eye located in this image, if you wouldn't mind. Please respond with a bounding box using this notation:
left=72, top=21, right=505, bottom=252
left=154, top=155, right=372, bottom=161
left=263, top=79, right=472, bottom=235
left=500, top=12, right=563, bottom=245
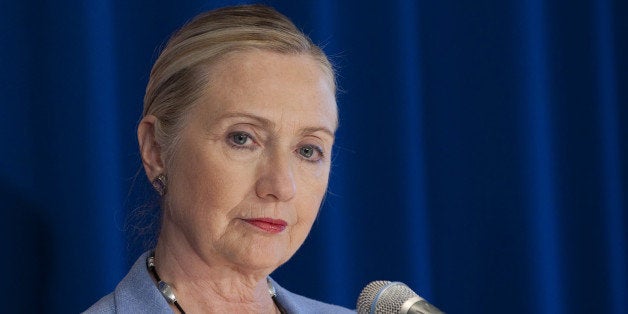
left=227, top=132, right=255, bottom=149
left=231, top=132, right=249, bottom=145
left=299, top=146, right=314, bottom=158
left=298, top=145, right=324, bottom=162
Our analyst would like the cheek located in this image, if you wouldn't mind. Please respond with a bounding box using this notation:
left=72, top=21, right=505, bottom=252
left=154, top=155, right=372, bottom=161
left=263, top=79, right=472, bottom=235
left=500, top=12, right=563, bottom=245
left=295, top=164, right=330, bottom=221
left=303, top=161, right=331, bottom=192
left=167, top=149, right=256, bottom=220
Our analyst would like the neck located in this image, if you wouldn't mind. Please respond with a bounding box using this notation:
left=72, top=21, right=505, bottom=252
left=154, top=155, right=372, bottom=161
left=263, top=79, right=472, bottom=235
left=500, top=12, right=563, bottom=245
left=153, top=226, right=278, bottom=313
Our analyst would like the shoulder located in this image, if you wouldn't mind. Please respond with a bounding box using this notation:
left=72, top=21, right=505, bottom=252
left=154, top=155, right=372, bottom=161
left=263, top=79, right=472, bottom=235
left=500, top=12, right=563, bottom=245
left=270, top=278, right=355, bottom=314
left=83, top=251, right=171, bottom=313
left=82, top=293, right=115, bottom=313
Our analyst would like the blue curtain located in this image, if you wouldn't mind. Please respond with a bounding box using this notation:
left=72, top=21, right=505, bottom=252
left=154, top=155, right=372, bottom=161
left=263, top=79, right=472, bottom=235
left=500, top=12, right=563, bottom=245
left=1, top=0, right=626, bottom=313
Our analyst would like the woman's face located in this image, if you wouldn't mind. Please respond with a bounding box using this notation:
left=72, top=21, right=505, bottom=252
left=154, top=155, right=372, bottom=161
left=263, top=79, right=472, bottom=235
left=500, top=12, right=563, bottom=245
left=163, top=50, right=337, bottom=272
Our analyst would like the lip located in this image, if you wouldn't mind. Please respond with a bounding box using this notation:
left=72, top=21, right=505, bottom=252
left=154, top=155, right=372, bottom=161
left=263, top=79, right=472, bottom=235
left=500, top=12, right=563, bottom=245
left=243, top=218, right=288, bottom=234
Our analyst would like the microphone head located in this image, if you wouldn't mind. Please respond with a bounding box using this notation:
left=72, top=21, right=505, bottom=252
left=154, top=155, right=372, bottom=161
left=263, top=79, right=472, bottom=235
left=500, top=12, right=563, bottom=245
left=357, top=281, right=425, bottom=314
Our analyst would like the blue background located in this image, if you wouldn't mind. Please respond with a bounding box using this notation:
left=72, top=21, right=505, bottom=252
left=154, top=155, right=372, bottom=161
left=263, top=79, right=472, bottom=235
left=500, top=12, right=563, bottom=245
left=1, top=0, right=626, bottom=313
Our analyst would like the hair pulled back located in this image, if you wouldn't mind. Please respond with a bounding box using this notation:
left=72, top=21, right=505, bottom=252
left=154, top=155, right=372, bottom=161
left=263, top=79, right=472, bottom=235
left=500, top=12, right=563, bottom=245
left=143, top=4, right=335, bottom=163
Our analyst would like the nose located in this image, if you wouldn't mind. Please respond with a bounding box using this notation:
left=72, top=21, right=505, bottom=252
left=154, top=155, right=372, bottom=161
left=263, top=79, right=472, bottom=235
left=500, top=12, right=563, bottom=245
left=255, top=153, right=296, bottom=202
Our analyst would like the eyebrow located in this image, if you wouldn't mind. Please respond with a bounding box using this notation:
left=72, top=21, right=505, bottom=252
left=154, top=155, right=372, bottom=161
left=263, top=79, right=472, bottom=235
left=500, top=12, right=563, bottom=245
left=299, top=126, right=335, bottom=138
left=218, top=112, right=275, bottom=129
left=217, top=111, right=336, bottom=138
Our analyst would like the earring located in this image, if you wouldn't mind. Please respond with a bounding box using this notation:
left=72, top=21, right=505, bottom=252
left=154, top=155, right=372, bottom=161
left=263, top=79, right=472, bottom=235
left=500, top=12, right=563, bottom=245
left=151, top=174, right=167, bottom=196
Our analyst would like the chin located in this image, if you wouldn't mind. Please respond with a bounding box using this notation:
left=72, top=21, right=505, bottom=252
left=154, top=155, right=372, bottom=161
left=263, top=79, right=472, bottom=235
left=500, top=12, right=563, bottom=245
left=249, top=246, right=298, bottom=272
left=231, top=255, right=285, bottom=274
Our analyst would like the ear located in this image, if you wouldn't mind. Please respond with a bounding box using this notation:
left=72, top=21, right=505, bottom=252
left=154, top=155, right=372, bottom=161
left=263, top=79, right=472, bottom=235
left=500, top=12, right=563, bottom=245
left=137, top=115, right=165, bottom=180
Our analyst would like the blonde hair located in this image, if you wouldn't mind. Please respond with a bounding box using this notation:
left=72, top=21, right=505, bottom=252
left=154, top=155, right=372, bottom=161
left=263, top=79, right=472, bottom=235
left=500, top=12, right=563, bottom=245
left=143, top=4, right=335, bottom=163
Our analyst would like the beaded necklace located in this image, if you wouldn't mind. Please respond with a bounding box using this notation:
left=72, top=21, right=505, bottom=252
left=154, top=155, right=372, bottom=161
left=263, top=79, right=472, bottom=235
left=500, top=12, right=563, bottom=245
left=146, top=252, right=287, bottom=314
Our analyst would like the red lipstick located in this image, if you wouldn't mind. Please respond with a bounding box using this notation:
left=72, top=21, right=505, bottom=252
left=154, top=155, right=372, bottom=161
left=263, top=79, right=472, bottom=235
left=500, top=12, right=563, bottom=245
left=243, top=218, right=287, bottom=234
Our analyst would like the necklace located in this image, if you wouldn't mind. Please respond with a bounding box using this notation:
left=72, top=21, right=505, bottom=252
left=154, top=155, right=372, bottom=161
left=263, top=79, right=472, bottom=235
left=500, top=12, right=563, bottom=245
left=146, top=252, right=286, bottom=314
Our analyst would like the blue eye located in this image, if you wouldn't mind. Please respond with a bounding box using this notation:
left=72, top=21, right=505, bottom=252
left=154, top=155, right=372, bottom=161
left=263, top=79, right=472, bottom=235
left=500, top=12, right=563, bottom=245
left=298, top=145, right=324, bottom=162
left=228, top=132, right=256, bottom=149
left=231, top=132, right=249, bottom=145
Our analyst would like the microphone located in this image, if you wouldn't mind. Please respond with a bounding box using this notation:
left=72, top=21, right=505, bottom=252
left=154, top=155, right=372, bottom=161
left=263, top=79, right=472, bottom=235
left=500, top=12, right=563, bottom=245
left=357, top=281, right=444, bottom=314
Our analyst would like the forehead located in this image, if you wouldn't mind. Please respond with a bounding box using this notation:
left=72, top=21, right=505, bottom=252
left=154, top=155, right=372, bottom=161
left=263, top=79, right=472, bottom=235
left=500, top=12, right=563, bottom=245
left=196, top=50, right=338, bottom=131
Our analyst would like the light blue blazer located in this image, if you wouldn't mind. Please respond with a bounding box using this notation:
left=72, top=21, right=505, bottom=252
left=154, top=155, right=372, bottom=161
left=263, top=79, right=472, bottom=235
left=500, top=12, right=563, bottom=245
left=84, top=251, right=354, bottom=313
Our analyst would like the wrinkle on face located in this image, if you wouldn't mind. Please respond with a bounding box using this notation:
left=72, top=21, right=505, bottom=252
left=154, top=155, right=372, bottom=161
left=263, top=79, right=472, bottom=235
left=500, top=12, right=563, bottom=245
left=160, top=49, right=337, bottom=276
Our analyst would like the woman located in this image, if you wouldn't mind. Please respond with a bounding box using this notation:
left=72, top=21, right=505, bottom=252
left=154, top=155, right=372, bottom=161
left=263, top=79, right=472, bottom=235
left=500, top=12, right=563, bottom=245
left=85, top=4, right=353, bottom=314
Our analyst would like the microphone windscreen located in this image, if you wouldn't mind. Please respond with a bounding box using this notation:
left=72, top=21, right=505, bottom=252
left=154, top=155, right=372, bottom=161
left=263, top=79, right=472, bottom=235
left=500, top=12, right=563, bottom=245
left=357, top=281, right=420, bottom=313
left=357, top=280, right=389, bottom=313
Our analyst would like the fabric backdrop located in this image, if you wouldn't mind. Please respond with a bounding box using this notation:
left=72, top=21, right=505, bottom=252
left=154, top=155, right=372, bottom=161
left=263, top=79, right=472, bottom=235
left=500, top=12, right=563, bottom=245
left=1, top=0, right=626, bottom=313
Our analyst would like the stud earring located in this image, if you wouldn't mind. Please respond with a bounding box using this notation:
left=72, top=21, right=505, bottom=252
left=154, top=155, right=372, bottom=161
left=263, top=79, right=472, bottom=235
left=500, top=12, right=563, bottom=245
left=151, top=174, right=167, bottom=196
